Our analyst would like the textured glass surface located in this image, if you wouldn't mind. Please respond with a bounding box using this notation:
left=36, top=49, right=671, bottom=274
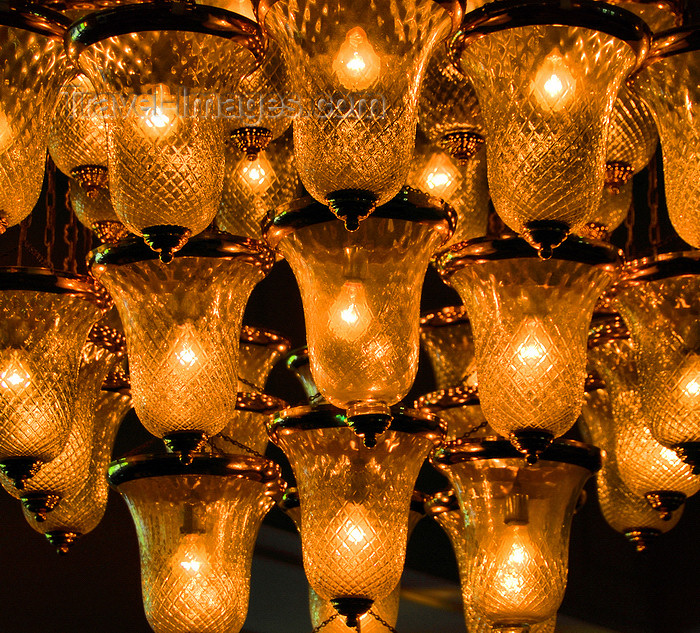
left=211, top=409, right=270, bottom=456
left=279, top=216, right=445, bottom=411
left=94, top=256, right=265, bottom=438
left=584, top=179, right=632, bottom=237
left=459, top=25, right=635, bottom=234
left=75, top=30, right=258, bottom=235
left=25, top=391, right=132, bottom=536
left=69, top=179, right=129, bottom=242
left=444, top=457, right=588, bottom=628
left=615, top=274, right=700, bottom=447
left=273, top=426, right=434, bottom=601
left=265, top=0, right=454, bottom=208
left=0, top=26, right=69, bottom=228
left=450, top=258, right=613, bottom=439
left=218, top=129, right=297, bottom=239
left=118, top=472, right=274, bottom=633
left=439, top=402, right=490, bottom=442
left=48, top=74, right=108, bottom=177
left=589, top=338, right=700, bottom=499
left=634, top=48, right=700, bottom=247
left=0, top=289, right=102, bottom=462
left=237, top=326, right=290, bottom=392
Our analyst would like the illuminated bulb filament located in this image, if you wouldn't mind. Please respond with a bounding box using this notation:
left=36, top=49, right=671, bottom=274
left=0, top=356, right=32, bottom=395
left=330, top=281, right=372, bottom=342
left=332, top=27, right=381, bottom=91
left=238, top=154, right=275, bottom=195
left=532, top=54, right=575, bottom=112
left=176, top=345, right=198, bottom=369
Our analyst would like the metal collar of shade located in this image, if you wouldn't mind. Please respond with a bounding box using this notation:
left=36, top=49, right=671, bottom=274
left=65, top=2, right=265, bottom=66
left=611, top=0, right=686, bottom=23
left=449, top=0, right=652, bottom=74
left=435, top=234, right=620, bottom=280
left=88, top=322, right=126, bottom=357
left=108, top=453, right=286, bottom=499
left=0, top=267, right=111, bottom=307
left=415, top=385, right=479, bottom=411
left=0, top=1, right=71, bottom=37
left=240, top=325, right=291, bottom=356
left=267, top=403, right=446, bottom=444
left=420, top=305, right=469, bottom=329
left=431, top=437, right=602, bottom=473
left=263, top=188, right=457, bottom=249
left=235, top=392, right=287, bottom=414
left=424, top=488, right=460, bottom=516
left=616, top=249, right=700, bottom=285
left=89, top=233, right=275, bottom=272
left=588, top=312, right=630, bottom=348
left=644, top=24, right=700, bottom=67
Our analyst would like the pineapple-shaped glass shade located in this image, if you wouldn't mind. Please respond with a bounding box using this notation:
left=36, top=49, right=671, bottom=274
left=90, top=235, right=274, bottom=454
left=632, top=27, right=700, bottom=248
left=580, top=387, right=682, bottom=551
left=0, top=269, right=106, bottom=489
left=580, top=179, right=633, bottom=240
left=588, top=334, right=700, bottom=519
left=0, top=4, right=71, bottom=231
left=1, top=329, right=123, bottom=520
left=217, top=129, right=298, bottom=239
left=266, top=192, right=452, bottom=434
left=268, top=406, right=444, bottom=622
left=24, top=390, right=132, bottom=553
left=260, top=0, right=462, bottom=229
left=407, top=135, right=489, bottom=247
left=69, top=179, right=129, bottom=244
left=109, top=453, right=284, bottom=633
left=449, top=2, right=646, bottom=252
left=608, top=0, right=683, bottom=33
left=436, top=236, right=618, bottom=462
left=613, top=252, right=700, bottom=472
left=66, top=3, right=265, bottom=260
left=431, top=439, right=598, bottom=632
left=416, top=387, right=493, bottom=442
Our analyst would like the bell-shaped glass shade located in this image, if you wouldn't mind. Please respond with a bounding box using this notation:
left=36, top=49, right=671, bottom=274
left=90, top=236, right=274, bottom=450
left=69, top=179, right=129, bottom=244
left=268, top=405, right=443, bottom=613
left=0, top=4, right=71, bottom=230
left=632, top=28, right=700, bottom=248
left=261, top=0, right=461, bottom=228
left=109, top=453, right=283, bottom=633
left=449, top=2, right=645, bottom=249
left=436, top=236, right=618, bottom=461
left=416, top=387, right=492, bottom=441
left=432, top=439, right=598, bottom=632
left=218, top=129, right=298, bottom=239
left=24, top=389, right=132, bottom=553
left=588, top=334, right=700, bottom=519
left=0, top=269, right=106, bottom=488
left=66, top=4, right=264, bottom=259
left=614, top=252, right=700, bottom=471
left=237, top=326, right=290, bottom=394
left=267, top=192, right=451, bottom=424
left=581, top=179, right=633, bottom=240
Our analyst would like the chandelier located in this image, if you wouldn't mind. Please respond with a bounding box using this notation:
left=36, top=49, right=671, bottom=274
left=0, top=0, right=699, bottom=632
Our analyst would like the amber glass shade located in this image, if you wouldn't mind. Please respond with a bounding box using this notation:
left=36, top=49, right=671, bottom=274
left=416, top=387, right=491, bottom=441
left=267, top=193, right=451, bottom=423
left=269, top=406, right=444, bottom=611
left=218, top=129, right=297, bottom=239
left=450, top=2, right=644, bottom=249
left=90, top=236, right=274, bottom=448
left=25, top=390, right=132, bottom=552
left=0, top=269, right=105, bottom=488
left=110, top=454, right=283, bottom=633
left=261, top=0, right=460, bottom=228
left=0, top=4, right=71, bottom=230
left=632, top=28, right=700, bottom=247
left=437, top=236, right=618, bottom=461
left=67, top=4, right=264, bottom=258
left=432, top=439, right=598, bottom=632
left=236, top=326, right=290, bottom=394
left=69, top=179, right=129, bottom=244
left=582, top=180, right=633, bottom=240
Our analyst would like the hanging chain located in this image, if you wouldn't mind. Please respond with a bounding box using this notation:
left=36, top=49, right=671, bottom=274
left=368, top=610, right=399, bottom=633
left=237, top=375, right=265, bottom=394
left=44, top=157, right=57, bottom=270
left=211, top=433, right=265, bottom=459
left=15, top=213, right=31, bottom=267
left=647, top=153, right=661, bottom=257
left=624, top=194, right=636, bottom=262
left=310, top=614, right=339, bottom=633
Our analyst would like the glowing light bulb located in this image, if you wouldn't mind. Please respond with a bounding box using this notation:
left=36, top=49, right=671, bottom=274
left=514, top=319, right=552, bottom=372
left=176, top=534, right=208, bottom=575
left=418, top=152, right=461, bottom=199
left=332, top=27, right=381, bottom=91
left=682, top=374, right=700, bottom=398
left=329, top=281, right=372, bottom=342
left=238, top=153, right=275, bottom=195
left=0, top=354, right=32, bottom=396
left=532, top=54, right=576, bottom=112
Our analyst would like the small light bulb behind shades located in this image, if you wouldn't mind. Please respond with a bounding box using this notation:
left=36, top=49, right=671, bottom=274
left=332, top=27, right=381, bottom=92
left=532, top=54, right=576, bottom=113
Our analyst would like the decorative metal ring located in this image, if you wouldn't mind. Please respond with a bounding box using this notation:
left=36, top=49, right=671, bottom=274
left=35, top=0, right=143, bottom=14
left=0, top=1, right=71, bottom=37
left=0, top=267, right=111, bottom=307
left=66, top=2, right=265, bottom=67
left=240, top=325, right=291, bottom=353
left=436, top=235, right=620, bottom=280
left=431, top=437, right=601, bottom=472
left=588, top=312, right=630, bottom=348
left=420, top=305, right=469, bottom=328
left=87, top=322, right=126, bottom=356
left=284, top=346, right=309, bottom=371
left=616, top=249, right=700, bottom=284
left=235, top=392, right=287, bottom=414
left=644, top=25, right=700, bottom=68
left=449, top=0, right=651, bottom=74
left=415, top=386, right=479, bottom=412
left=89, top=233, right=275, bottom=272
left=424, top=488, right=460, bottom=516
left=108, top=453, right=286, bottom=499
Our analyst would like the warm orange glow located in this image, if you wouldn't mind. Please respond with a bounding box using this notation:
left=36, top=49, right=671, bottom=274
left=514, top=319, right=552, bottom=372
left=238, top=153, right=275, bottom=195
left=532, top=54, right=576, bottom=112
left=0, top=110, right=13, bottom=149
left=0, top=353, right=32, bottom=396
left=329, top=280, right=372, bottom=342
left=418, top=152, right=460, bottom=199
left=332, top=27, right=381, bottom=91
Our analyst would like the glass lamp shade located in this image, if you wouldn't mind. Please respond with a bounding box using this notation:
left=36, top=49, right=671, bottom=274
left=432, top=439, right=599, bottom=632
left=0, top=4, right=72, bottom=231
left=69, top=179, right=129, bottom=244
left=449, top=1, right=647, bottom=253
left=268, top=405, right=444, bottom=624
left=284, top=346, right=328, bottom=407
left=236, top=325, right=291, bottom=394
left=613, top=252, right=700, bottom=472
left=416, top=386, right=492, bottom=442
left=217, top=129, right=298, bottom=240
left=632, top=27, right=700, bottom=248
left=0, top=269, right=107, bottom=489
left=259, top=0, right=463, bottom=229
left=24, top=389, right=132, bottom=553
left=66, top=4, right=265, bottom=261
left=109, top=453, right=284, bottom=633
left=581, top=179, right=633, bottom=240
left=266, top=191, right=453, bottom=441
left=90, top=235, right=274, bottom=457
left=588, top=331, right=700, bottom=519
left=436, top=236, right=618, bottom=462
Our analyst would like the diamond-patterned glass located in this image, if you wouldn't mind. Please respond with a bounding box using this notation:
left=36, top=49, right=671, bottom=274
left=237, top=326, right=290, bottom=393
left=582, top=179, right=632, bottom=238
left=69, top=179, right=129, bottom=243
left=210, top=408, right=271, bottom=456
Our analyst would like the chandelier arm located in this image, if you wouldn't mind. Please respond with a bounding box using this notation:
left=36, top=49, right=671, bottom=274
left=0, top=0, right=70, bottom=36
